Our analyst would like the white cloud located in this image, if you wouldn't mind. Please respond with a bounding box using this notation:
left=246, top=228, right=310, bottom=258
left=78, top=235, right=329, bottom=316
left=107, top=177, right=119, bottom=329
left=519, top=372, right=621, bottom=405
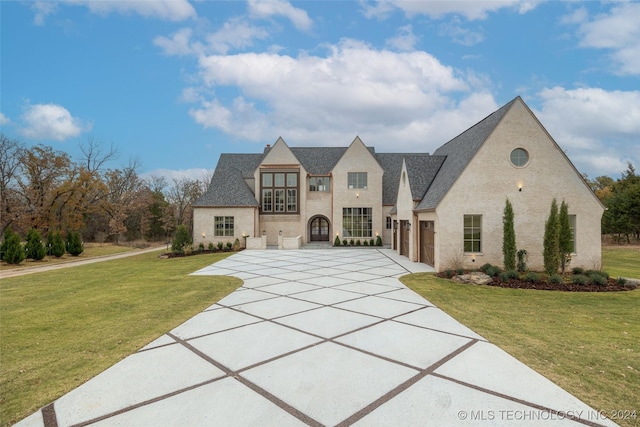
left=187, top=39, right=499, bottom=153
left=35, top=0, right=196, bottom=24
left=19, top=103, right=89, bottom=141
left=438, top=19, right=485, bottom=46
left=370, top=0, right=542, bottom=21
left=206, top=18, right=269, bottom=54
left=31, top=1, right=58, bottom=26
left=248, top=0, right=313, bottom=31
left=534, top=87, right=640, bottom=177
left=385, top=25, right=419, bottom=51
left=141, top=168, right=213, bottom=184
left=0, top=112, right=11, bottom=126
left=571, top=2, right=640, bottom=75
left=154, top=28, right=199, bottom=56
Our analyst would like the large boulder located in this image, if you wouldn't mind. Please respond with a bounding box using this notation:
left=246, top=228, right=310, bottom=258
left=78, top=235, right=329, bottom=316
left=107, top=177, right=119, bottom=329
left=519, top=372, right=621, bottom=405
left=453, top=272, right=492, bottom=285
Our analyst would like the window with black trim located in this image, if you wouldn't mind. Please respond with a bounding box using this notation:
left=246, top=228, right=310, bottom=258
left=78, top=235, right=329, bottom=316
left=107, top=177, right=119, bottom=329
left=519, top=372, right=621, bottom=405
left=386, top=216, right=392, bottom=229
left=214, top=216, right=234, bottom=237
left=348, top=172, right=367, bottom=189
left=261, top=172, right=299, bottom=213
left=342, top=207, right=372, bottom=237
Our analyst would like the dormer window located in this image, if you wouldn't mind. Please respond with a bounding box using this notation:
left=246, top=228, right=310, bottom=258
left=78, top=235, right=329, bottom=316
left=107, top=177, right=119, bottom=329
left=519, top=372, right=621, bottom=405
left=309, top=176, right=330, bottom=192
left=348, top=172, right=367, bottom=189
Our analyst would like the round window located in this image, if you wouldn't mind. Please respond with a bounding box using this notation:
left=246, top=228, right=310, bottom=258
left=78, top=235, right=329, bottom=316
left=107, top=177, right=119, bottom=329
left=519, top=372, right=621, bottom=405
left=510, top=148, right=529, bottom=167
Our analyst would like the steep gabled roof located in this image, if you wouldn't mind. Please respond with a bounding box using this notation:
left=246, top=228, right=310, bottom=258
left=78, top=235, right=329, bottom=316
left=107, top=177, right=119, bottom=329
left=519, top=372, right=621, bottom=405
left=193, top=153, right=263, bottom=207
left=290, top=147, right=347, bottom=175
left=416, top=97, right=517, bottom=210
left=405, top=155, right=447, bottom=201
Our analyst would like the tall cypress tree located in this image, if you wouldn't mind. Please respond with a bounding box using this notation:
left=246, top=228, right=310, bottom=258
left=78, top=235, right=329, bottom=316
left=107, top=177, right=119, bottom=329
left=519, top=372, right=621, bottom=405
left=1, top=227, right=25, bottom=265
left=543, top=198, right=560, bottom=275
left=47, top=230, right=66, bottom=257
left=502, top=198, right=516, bottom=270
left=558, top=200, right=572, bottom=274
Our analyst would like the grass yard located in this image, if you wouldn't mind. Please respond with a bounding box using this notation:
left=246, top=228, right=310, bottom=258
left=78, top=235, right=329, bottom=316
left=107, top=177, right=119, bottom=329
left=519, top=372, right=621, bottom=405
left=603, top=245, right=640, bottom=279
left=402, top=263, right=640, bottom=427
left=0, top=251, right=240, bottom=427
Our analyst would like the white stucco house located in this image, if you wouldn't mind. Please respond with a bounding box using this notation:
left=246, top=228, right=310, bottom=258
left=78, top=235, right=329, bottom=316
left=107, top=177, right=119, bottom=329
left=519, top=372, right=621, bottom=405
left=192, top=96, right=604, bottom=272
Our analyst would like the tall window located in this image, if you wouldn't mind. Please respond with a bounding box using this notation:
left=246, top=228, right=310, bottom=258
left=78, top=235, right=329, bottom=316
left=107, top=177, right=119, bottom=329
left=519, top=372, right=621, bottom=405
left=214, top=216, right=234, bottom=237
left=386, top=216, right=392, bottom=229
left=261, top=172, right=299, bottom=213
left=342, top=207, right=372, bottom=237
left=348, top=172, right=367, bottom=189
left=569, top=215, right=576, bottom=253
left=309, top=176, right=330, bottom=192
left=463, top=215, right=482, bottom=253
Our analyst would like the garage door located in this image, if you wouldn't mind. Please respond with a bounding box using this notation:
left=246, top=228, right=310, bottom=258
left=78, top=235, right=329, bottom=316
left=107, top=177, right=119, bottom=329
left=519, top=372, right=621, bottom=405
left=420, top=221, right=435, bottom=266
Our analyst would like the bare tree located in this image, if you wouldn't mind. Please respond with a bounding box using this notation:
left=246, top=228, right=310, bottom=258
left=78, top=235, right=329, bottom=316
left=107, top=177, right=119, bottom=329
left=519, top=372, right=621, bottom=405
left=0, top=134, right=24, bottom=235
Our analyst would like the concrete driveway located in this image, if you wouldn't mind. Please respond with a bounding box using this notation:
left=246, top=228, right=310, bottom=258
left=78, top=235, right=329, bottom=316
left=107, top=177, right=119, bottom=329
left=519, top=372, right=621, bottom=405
left=15, top=249, right=616, bottom=426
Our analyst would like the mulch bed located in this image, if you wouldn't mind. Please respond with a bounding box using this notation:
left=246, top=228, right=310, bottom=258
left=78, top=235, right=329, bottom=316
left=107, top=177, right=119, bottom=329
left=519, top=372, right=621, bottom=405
left=435, top=273, right=637, bottom=292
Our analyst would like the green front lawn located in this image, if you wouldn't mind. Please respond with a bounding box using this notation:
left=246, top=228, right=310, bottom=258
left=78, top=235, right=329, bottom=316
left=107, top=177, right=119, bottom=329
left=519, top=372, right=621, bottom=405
left=603, top=246, right=640, bottom=279
left=0, top=251, right=240, bottom=427
left=401, top=274, right=639, bottom=427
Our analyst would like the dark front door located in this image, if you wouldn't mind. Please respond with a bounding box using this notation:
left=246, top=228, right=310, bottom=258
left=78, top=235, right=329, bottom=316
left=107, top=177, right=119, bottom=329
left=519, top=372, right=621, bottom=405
left=310, top=217, right=329, bottom=241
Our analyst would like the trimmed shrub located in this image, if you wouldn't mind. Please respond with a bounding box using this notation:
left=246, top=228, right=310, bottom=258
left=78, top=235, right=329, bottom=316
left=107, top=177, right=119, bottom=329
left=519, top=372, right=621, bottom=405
left=342, top=239, right=347, bottom=246
left=456, top=267, right=465, bottom=275
left=370, top=239, right=375, bottom=246
left=572, top=275, right=591, bottom=285
left=517, top=249, right=528, bottom=273
left=349, top=239, right=354, bottom=246
left=208, top=242, right=215, bottom=250
left=375, top=235, right=382, bottom=246
left=171, top=225, right=191, bottom=254
left=334, top=235, right=341, bottom=246
left=616, top=277, right=627, bottom=286
left=356, top=239, right=361, bottom=246
left=198, top=243, right=205, bottom=252
left=479, top=263, right=493, bottom=273
left=486, top=266, right=502, bottom=277
left=586, top=270, right=609, bottom=279
left=225, top=242, right=232, bottom=250
left=548, top=274, right=563, bottom=284
left=47, top=230, right=66, bottom=257
left=444, top=269, right=454, bottom=278
left=591, top=274, right=608, bottom=286
left=67, top=231, right=84, bottom=256
left=217, top=241, right=223, bottom=250
left=524, top=272, right=540, bottom=283
left=363, top=240, right=369, bottom=246
left=1, top=228, right=25, bottom=265
left=25, top=228, right=46, bottom=261
left=572, top=267, right=584, bottom=275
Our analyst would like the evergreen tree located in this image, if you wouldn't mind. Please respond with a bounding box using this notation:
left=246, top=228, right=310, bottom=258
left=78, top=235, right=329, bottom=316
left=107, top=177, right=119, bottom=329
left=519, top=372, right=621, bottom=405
left=1, top=227, right=25, bottom=265
left=67, top=231, right=84, bottom=256
left=47, top=230, right=66, bottom=257
left=543, top=198, right=560, bottom=275
left=171, top=224, right=191, bottom=253
left=25, top=228, right=46, bottom=260
left=558, top=200, right=572, bottom=274
left=502, top=198, right=516, bottom=270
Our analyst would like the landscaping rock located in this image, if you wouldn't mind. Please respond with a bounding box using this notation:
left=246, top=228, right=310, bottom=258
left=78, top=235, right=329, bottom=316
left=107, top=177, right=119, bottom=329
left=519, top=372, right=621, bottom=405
left=453, top=272, right=492, bottom=285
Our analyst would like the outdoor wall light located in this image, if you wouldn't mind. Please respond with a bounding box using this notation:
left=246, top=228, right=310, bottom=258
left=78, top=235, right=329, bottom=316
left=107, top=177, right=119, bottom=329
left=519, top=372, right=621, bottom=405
left=279, top=230, right=282, bottom=236
left=356, top=192, right=359, bottom=198
left=518, top=183, right=523, bottom=192
left=202, top=232, right=206, bottom=238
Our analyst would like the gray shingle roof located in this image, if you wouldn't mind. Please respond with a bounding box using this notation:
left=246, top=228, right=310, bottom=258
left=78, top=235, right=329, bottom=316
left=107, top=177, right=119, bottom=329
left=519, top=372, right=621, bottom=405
left=193, top=153, right=263, bottom=207
left=290, top=147, right=347, bottom=175
left=415, top=97, right=517, bottom=210
left=405, top=155, right=447, bottom=201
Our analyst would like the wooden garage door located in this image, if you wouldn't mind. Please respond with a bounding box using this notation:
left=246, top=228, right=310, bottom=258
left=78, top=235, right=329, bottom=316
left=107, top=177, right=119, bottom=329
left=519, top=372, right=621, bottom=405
left=400, top=220, right=410, bottom=257
left=420, top=221, right=435, bottom=266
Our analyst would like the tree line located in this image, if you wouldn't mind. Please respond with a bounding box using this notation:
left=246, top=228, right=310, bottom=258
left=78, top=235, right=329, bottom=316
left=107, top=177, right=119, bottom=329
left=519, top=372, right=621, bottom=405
left=584, top=162, right=640, bottom=244
left=1, top=134, right=210, bottom=245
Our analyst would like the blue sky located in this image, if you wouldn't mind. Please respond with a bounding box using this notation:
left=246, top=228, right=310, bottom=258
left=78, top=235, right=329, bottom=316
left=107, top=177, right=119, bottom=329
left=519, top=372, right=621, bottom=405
left=1, top=1, right=639, bottom=182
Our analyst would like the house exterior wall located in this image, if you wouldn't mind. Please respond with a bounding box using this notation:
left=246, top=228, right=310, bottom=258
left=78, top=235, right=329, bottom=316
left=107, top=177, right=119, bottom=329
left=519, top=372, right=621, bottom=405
left=193, top=207, right=257, bottom=248
left=395, top=162, right=417, bottom=259
left=433, top=101, right=603, bottom=272
left=331, top=138, right=384, bottom=242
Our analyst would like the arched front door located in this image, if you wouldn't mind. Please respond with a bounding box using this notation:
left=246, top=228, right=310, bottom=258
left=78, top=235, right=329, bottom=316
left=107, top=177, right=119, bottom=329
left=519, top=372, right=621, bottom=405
left=310, top=216, right=330, bottom=241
